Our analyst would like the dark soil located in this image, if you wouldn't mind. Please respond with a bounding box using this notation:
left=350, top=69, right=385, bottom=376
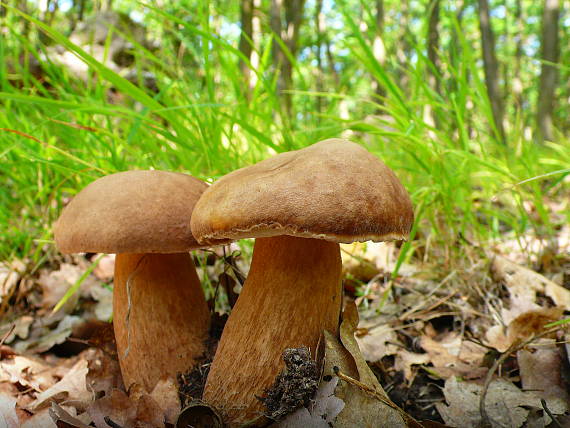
left=259, top=347, right=320, bottom=421
left=177, top=312, right=228, bottom=408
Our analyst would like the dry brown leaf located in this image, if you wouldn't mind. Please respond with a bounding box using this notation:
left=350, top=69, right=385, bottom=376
left=322, top=302, right=408, bottom=428
left=393, top=350, right=431, bottom=381
left=0, top=260, right=24, bottom=299
left=89, top=286, right=113, bottom=322
left=46, top=402, right=91, bottom=428
left=133, top=394, right=165, bottom=428
left=29, top=358, right=91, bottom=411
left=484, top=325, right=510, bottom=353
left=0, top=393, right=19, bottom=428
left=0, top=317, right=34, bottom=350
left=492, top=256, right=570, bottom=311
left=85, top=348, right=122, bottom=396
left=341, top=242, right=415, bottom=278
left=93, top=254, right=115, bottom=281
left=0, top=355, right=59, bottom=392
left=436, top=376, right=566, bottom=428
left=149, top=379, right=181, bottom=425
left=88, top=386, right=175, bottom=428
left=419, top=333, right=488, bottom=380
left=21, top=408, right=56, bottom=428
left=494, top=225, right=570, bottom=266
left=341, top=242, right=382, bottom=282
left=507, top=307, right=564, bottom=345
left=487, top=307, right=565, bottom=352
left=37, top=262, right=105, bottom=315
left=37, top=264, right=83, bottom=310
left=340, top=302, right=388, bottom=389
left=88, top=389, right=135, bottom=428
left=24, top=315, right=83, bottom=353
left=355, top=322, right=399, bottom=363
left=518, top=344, right=570, bottom=412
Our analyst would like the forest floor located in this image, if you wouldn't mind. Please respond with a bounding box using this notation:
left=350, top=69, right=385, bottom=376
left=0, top=211, right=569, bottom=427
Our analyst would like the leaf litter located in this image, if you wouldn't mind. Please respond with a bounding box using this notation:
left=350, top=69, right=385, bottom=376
left=0, top=224, right=568, bottom=427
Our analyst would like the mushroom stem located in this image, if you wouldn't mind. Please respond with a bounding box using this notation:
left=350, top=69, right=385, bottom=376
left=203, top=235, right=342, bottom=426
left=113, top=252, right=210, bottom=392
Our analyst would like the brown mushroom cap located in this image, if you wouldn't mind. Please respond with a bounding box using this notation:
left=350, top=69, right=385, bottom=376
left=54, top=170, right=208, bottom=254
left=191, top=139, right=414, bottom=244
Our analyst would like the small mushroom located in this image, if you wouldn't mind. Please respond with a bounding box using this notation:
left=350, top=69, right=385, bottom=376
left=54, top=170, right=214, bottom=392
left=191, top=139, right=414, bottom=426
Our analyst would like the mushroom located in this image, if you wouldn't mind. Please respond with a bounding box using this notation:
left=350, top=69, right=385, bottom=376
left=54, top=170, right=214, bottom=392
left=191, top=138, right=414, bottom=425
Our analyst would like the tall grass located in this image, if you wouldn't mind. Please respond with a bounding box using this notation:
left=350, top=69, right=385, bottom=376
left=0, top=3, right=568, bottom=266
left=336, top=3, right=569, bottom=264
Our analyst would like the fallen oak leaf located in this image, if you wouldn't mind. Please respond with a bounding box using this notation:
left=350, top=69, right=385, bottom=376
left=0, top=316, right=33, bottom=345
left=355, top=321, right=400, bottom=363
left=0, top=393, right=19, bottom=428
left=419, top=332, right=488, bottom=380
left=393, top=349, right=431, bottom=381
left=149, top=378, right=180, bottom=425
left=492, top=256, right=570, bottom=311
left=507, top=307, right=564, bottom=346
left=49, top=402, right=91, bottom=428
left=479, top=324, right=566, bottom=427
left=0, top=354, right=59, bottom=392
left=437, top=376, right=565, bottom=428
left=518, top=345, right=569, bottom=412
left=88, top=386, right=174, bottom=428
left=28, top=358, right=91, bottom=411
left=18, top=315, right=82, bottom=354
left=323, top=302, right=408, bottom=427
left=88, top=389, right=135, bottom=428
left=340, top=301, right=392, bottom=391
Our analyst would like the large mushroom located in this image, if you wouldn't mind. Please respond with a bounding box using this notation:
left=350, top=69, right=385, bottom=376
left=54, top=170, right=213, bottom=392
left=191, top=138, right=414, bottom=426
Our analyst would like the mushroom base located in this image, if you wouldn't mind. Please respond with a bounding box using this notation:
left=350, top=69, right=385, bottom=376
left=113, top=252, right=210, bottom=392
left=203, top=236, right=342, bottom=426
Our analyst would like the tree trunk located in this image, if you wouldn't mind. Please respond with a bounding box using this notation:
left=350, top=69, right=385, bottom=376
left=424, top=0, right=440, bottom=129
left=270, top=0, right=305, bottom=118
left=427, top=0, right=440, bottom=95
left=270, top=0, right=285, bottom=100
left=372, top=0, right=386, bottom=104
left=68, top=0, right=86, bottom=33
left=537, top=0, right=560, bottom=142
left=513, top=0, right=524, bottom=113
left=478, top=0, right=505, bottom=143
left=315, top=0, right=324, bottom=116
left=449, top=0, right=466, bottom=89
left=282, top=0, right=305, bottom=117
left=248, top=0, right=261, bottom=90
left=395, top=0, right=411, bottom=94
left=238, top=0, right=254, bottom=86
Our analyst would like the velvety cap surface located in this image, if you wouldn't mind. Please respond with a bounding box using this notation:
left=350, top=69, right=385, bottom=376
left=54, top=170, right=208, bottom=254
left=191, top=139, right=414, bottom=244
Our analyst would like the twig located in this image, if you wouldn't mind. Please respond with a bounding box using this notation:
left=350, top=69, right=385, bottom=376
left=332, top=366, right=407, bottom=418
left=399, top=270, right=457, bottom=320
left=0, top=324, right=15, bottom=347
left=541, top=399, right=561, bottom=428
left=104, top=416, right=124, bottom=428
